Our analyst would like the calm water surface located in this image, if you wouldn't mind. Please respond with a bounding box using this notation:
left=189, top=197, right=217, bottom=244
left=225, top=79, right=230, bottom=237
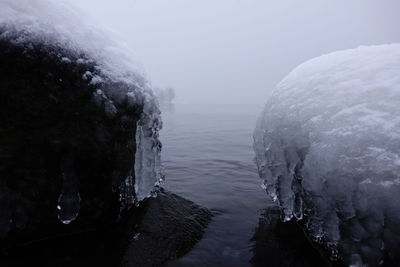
left=160, top=104, right=270, bottom=267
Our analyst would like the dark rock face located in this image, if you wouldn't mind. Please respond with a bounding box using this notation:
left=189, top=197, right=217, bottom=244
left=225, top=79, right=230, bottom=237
left=0, top=190, right=212, bottom=267
left=0, top=33, right=144, bottom=249
left=251, top=208, right=400, bottom=267
left=250, top=207, right=342, bottom=267
left=121, top=190, right=212, bottom=267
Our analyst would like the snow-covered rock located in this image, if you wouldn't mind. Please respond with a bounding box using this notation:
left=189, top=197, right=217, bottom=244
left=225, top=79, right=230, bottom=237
left=0, top=0, right=162, bottom=245
left=254, top=44, right=400, bottom=266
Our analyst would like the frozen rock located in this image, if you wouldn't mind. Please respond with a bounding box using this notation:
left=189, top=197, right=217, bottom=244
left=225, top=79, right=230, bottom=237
left=254, top=44, right=400, bottom=266
left=0, top=0, right=162, bottom=248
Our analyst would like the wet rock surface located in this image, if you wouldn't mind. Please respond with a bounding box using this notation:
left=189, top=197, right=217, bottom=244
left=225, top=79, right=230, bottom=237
left=250, top=206, right=344, bottom=267
left=0, top=190, right=212, bottom=267
left=121, top=189, right=213, bottom=267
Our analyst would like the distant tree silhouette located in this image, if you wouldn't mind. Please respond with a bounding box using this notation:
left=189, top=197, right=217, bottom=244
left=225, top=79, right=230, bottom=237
left=155, top=87, right=175, bottom=104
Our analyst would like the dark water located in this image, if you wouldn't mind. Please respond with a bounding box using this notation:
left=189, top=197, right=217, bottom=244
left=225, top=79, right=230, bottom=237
left=160, top=104, right=269, bottom=267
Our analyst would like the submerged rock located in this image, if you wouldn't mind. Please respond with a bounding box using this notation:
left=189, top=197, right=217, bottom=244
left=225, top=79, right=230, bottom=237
left=121, top=190, right=212, bottom=267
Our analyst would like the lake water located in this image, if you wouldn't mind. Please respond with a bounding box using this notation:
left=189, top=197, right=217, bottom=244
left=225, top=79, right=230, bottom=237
left=160, top=104, right=270, bottom=267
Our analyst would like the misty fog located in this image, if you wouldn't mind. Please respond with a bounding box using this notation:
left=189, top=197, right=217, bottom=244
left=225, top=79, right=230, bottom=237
left=68, top=0, right=400, bottom=104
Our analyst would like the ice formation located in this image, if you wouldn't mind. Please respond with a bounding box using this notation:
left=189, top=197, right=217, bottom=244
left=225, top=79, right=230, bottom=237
left=254, top=44, right=400, bottom=266
left=0, top=0, right=163, bottom=224
left=135, top=101, right=164, bottom=202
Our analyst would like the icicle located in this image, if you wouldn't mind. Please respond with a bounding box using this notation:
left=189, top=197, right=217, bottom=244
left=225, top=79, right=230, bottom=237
left=134, top=98, right=163, bottom=202
left=57, top=155, right=80, bottom=224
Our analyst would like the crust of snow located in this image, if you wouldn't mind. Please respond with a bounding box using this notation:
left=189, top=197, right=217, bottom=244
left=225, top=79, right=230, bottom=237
left=254, top=44, right=400, bottom=265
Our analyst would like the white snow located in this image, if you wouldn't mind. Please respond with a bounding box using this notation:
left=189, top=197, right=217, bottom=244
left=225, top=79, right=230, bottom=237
left=0, top=0, right=163, bottom=219
left=254, top=44, right=400, bottom=266
left=0, top=0, right=145, bottom=87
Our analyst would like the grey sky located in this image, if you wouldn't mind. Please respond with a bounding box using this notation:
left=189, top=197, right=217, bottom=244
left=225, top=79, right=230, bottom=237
left=69, top=0, right=400, bottom=104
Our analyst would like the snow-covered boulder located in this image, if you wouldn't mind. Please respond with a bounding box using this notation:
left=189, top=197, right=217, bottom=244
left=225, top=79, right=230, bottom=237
left=254, top=44, right=400, bottom=266
left=0, top=0, right=162, bottom=247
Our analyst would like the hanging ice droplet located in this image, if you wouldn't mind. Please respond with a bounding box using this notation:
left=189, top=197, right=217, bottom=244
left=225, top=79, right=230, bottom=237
left=57, top=158, right=81, bottom=224
left=132, top=233, right=141, bottom=241
left=57, top=192, right=81, bottom=224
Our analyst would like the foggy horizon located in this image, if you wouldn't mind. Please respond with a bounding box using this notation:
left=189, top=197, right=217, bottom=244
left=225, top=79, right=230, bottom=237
left=68, top=0, right=400, bottom=104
